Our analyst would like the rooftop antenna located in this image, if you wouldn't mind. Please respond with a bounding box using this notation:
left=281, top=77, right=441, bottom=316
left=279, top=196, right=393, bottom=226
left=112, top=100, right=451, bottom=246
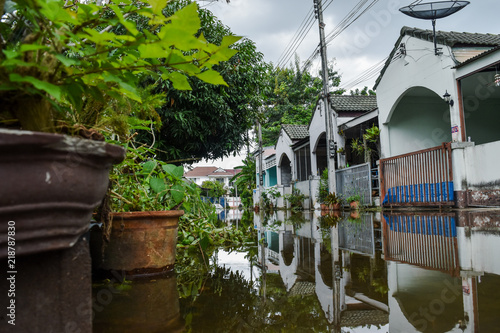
left=399, top=1, right=470, bottom=55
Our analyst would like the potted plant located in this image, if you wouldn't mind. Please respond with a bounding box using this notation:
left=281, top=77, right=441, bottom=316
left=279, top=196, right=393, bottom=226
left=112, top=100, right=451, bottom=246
left=0, top=0, right=239, bottom=256
left=346, top=194, right=362, bottom=210
left=284, top=188, right=307, bottom=211
left=317, top=168, right=329, bottom=212
left=92, top=142, right=198, bottom=276
left=325, top=192, right=342, bottom=211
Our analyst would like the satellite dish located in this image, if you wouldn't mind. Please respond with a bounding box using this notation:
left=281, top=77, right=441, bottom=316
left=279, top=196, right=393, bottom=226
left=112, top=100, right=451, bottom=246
left=399, top=1, right=470, bottom=55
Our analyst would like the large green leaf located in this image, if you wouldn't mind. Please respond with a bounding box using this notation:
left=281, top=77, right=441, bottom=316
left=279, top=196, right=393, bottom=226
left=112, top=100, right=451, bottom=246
left=9, top=74, right=62, bottom=101
left=171, top=184, right=185, bottom=204
left=150, top=177, right=167, bottom=194
left=162, top=164, right=184, bottom=179
left=195, top=70, right=227, bottom=86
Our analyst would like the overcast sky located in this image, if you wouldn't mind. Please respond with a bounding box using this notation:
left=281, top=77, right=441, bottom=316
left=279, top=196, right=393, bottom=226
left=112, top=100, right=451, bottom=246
left=192, top=0, right=498, bottom=169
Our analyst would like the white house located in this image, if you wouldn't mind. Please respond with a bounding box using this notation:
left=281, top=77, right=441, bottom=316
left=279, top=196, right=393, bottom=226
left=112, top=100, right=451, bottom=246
left=184, top=166, right=240, bottom=188
left=375, top=26, right=500, bottom=207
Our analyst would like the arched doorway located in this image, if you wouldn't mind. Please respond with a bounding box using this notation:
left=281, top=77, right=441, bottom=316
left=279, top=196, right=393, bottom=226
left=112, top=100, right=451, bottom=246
left=314, top=132, right=327, bottom=176
left=387, top=87, right=451, bottom=156
left=280, top=154, right=292, bottom=186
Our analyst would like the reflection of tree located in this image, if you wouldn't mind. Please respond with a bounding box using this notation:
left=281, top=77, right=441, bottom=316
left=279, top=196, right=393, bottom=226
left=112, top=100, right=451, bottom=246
left=177, top=249, right=332, bottom=332
left=349, top=252, right=388, bottom=304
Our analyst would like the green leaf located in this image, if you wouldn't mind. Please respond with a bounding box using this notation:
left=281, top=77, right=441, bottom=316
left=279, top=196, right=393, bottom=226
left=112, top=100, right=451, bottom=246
left=162, top=164, right=184, bottom=179
left=171, top=184, right=185, bottom=204
left=142, top=160, right=157, bottom=174
left=164, top=72, right=192, bottom=91
left=9, top=74, right=62, bottom=100
left=195, top=70, right=227, bottom=86
left=199, top=236, right=210, bottom=251
left=150, top=177, right=167, bottom=194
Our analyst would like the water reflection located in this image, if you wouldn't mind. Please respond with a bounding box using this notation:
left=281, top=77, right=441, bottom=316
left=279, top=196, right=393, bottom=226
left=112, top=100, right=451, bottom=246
left=92, top=209, right=500, bottom=332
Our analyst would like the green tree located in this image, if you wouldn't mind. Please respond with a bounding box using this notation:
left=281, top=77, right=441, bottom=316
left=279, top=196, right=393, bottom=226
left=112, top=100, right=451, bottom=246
left=349, top=86, right=376, bottom=96
left=201, top=180, right=226, bottom=197
left=230, top=157, right=256, bottom=207
left=138, top=0, right=267, bottom=162
left=260, top=57, right=343, bottom=146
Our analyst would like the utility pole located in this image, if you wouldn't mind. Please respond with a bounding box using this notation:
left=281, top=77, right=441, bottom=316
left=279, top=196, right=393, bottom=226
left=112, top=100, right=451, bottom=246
left=314, top=0, right=337, bottom=194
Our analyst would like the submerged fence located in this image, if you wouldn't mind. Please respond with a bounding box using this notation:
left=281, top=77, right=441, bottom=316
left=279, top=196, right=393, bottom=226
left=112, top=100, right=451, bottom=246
left=379, top=143, right=453, bottom=206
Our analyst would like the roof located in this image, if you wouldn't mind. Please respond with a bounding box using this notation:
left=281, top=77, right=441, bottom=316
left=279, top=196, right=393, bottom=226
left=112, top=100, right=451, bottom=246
left=330, top=95, right=377, bottom=112
left=374, top=26, right=500, bottom=89
left=184, top=166, right=218, bottom=177
left=184, top=166, right=240, bottom=178
left=282, top=124, right=309, bottom=140
left=454, top=45, right=500, bottom=69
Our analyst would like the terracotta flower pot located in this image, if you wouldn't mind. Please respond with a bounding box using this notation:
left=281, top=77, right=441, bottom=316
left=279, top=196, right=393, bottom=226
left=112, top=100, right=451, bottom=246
left=329, top=203, right=341, bottom=211
left=0, top=129, right=125, bottom=257
left=98, top=210, right=184, bottom=275
left=350, top=201, right=360, bottom=210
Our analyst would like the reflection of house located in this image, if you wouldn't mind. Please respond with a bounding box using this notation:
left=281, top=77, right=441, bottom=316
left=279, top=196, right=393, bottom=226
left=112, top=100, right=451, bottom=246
left=184, top=166, right=240, bottom=188
left=255, top=211, right=389, bottom=330
left=383, top=210, right=500, bottom=332
left=376, top=27, right=500, bottom=207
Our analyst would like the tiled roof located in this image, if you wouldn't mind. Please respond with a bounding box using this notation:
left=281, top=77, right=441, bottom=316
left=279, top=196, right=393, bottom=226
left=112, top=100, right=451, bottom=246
left=184, top=166, right=218, bottom=177
left=401, top=27, right=500, bottom=47
left=454, top=45, right=500, bottom=68
left=330, top=95, right=377, bottom=112
left=282, top=124, right=309, bottom=140
left=374, top=27, right=500, bottom=89
left=185, top=166, right=241, bottom=178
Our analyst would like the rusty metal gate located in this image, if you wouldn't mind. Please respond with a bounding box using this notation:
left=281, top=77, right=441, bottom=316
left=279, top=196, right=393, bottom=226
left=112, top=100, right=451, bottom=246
left=379, top=143, right=453, bottom=207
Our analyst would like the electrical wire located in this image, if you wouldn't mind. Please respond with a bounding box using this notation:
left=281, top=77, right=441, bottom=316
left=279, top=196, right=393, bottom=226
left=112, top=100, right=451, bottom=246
left=276, top=7, right=316, bottom=68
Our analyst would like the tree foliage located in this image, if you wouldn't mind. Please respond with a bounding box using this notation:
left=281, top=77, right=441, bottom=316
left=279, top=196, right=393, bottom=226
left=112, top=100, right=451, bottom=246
left=260, top=57, right=343, bottom=147
left=139, top=0, right=267, bottom=162
left=201, top=180, right=226, bottom=198
left=0, top=0, right=239, bottom=133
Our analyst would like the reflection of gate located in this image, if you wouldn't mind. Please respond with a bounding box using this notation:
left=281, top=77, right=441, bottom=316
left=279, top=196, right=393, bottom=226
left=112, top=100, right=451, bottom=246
left=379, top=143, right=453, bottom=207
left=335, top=163, right=372, bottom=205
left=338, top=214, right=375, bottom=256
left=382, top=212, right=459, bottom=277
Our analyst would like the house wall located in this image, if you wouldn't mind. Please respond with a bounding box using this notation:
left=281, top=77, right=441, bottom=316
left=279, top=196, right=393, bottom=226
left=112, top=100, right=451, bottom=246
left=265, top=166, right=278, bottom=187
left=464, top=141, right=500, bottom=189
left=309, top=101, right=327, bottom=176
left=275, top=131, right=294, bottom=186
left=377, top=36, right=459, bottom=159
left=388, top=95, right=451, bottom=156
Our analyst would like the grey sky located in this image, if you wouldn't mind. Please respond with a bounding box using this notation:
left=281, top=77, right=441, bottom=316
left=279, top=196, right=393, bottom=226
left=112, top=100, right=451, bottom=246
left=199, top=0, right=498, bottom=91
left=192, top=0, right=498, bottom=168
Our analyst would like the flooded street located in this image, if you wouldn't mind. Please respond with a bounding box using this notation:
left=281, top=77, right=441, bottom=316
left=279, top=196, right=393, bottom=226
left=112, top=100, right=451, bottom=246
left=93, top=209, right=500, bottom=332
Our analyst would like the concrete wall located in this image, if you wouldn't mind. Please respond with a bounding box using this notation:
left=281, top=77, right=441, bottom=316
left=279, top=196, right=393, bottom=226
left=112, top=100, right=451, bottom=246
left=377, top=36, right=458, bottom=159
left=464, top=141, right=500, bottom=190
left=275, top=131, right=294, bottom=186
left=310, top=101, right=327, bottom=176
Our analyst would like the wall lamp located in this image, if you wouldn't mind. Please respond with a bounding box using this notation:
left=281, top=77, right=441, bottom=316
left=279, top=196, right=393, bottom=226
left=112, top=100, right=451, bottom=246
left=443, top=91, right=454, bottom=106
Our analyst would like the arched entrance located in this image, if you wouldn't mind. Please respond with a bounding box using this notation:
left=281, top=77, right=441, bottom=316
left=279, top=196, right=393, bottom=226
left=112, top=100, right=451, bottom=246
left=280, top=154, right=292, bottom=186
left=314, top=133, right=327, bottom=176
left=387, top=87, right=451, bottom=156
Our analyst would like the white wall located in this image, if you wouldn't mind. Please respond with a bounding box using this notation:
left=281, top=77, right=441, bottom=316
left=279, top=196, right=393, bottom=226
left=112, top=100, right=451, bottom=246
left=376, top=36, right=459, bottom=159
left=275, top=130, right=294, bottom=186
left=464, top=141, right=500, bottom=190
left=309, top=101, right=327, bottom=176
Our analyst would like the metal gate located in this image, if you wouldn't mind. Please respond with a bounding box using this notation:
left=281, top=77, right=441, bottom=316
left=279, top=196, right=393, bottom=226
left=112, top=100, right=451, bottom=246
left=379, top=143, right=454, bottom=207
left=335, top=162, right=372, bottom=205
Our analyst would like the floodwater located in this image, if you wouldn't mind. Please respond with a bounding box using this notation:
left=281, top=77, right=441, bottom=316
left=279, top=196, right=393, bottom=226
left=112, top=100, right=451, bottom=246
left=93, top=209, right=500, bottom=332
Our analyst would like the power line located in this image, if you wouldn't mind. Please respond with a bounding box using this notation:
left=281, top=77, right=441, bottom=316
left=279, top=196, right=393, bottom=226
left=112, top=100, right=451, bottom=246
left=276, top=7, right=316, bottom=68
